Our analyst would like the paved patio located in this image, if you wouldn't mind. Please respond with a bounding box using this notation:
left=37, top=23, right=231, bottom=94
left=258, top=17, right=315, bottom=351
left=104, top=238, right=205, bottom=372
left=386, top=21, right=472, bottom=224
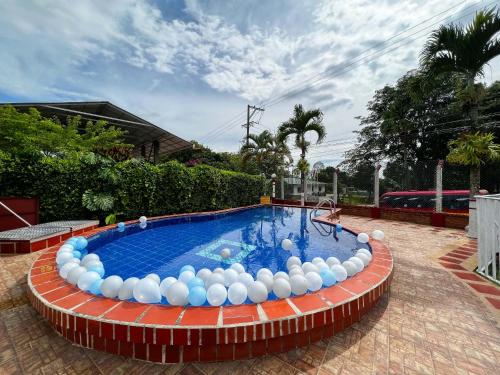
left=1, top=216, right=499, bottom=374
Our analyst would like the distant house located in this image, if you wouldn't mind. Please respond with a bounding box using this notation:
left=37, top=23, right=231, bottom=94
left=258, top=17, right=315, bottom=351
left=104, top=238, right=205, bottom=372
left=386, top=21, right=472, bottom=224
left=284, top=177, right=327, bottom=200
left=1, top=101, right=191, bottom=163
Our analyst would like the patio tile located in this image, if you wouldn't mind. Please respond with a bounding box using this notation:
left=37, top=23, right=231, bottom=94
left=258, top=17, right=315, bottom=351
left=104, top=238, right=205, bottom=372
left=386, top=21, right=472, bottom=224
left=73, top=297, right=121, bottom=316
left=223, top=304, right=259, bottom=324
left=102, top=301, right=148, bottom=322
left=180, top=307, right=219, bottom=326
left=138, top=305, right=183, bottom=325
left=261, top=299, right=296, bottom=320
left=290, top=294, right=327, bottom=313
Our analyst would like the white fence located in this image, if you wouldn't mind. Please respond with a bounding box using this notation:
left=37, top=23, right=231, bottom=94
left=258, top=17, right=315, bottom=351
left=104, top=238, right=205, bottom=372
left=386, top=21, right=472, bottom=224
left=476, top=194, right=500, bottom=284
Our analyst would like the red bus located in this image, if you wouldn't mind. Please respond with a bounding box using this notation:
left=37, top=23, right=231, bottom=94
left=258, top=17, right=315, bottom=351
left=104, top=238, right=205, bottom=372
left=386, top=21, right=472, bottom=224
left=380, top=190, right=469, bottom=213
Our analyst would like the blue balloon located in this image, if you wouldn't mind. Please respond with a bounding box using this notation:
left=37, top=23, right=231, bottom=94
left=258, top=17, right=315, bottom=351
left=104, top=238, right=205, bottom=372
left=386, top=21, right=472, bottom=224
left=187, top=277, right=204, bottom=290
left=72, top=250, right=82, bottom=259
left=88, top=266, right=105, bottom=278
left=75, top=237, right=88, bottom=251
left=117, top=222, right=125, bottom=232
left=79, top=249, right=88, bottom=257
left=188, top=286, right=207, bottom=306
left=66, top=238, right=78, bottom=245
left=180, top=265, right=195, bottom=274
left=320, top=269, right=337, bottom=287
left=89, top=279, right=103, bottom=295
left=335, top=224, right=343, bottom=233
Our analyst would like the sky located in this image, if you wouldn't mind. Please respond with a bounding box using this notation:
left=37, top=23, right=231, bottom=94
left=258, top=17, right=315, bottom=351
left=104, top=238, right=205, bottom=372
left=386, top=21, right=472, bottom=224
left=1, top=0, right=500, bottom=165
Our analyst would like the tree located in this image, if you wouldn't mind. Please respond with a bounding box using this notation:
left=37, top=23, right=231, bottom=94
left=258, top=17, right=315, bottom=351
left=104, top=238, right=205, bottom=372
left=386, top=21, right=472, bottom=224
left=278, top=104, right=326, bottom=204
left=0, top=105, right=132, bottom=158
left=240, top=130, right=292, bottom=177
left=420, top=8, right=500, bottom=236
left=447, top=132, right=500, bottom=193
left=420, top=8, right=500, bottom=194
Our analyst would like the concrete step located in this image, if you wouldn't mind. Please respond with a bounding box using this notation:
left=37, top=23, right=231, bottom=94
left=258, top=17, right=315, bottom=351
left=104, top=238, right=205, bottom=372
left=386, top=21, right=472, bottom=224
left=0, top=220, right=99, bottom=254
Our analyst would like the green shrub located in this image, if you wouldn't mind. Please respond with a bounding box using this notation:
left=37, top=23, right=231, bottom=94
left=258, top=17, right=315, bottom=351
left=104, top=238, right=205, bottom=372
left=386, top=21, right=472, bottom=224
left=0, top=153, right=265, bottom=222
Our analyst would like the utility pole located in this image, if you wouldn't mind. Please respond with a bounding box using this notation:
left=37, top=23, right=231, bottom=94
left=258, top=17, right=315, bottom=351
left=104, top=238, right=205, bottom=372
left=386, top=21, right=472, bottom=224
left=246, top=105, right=265, bottom=146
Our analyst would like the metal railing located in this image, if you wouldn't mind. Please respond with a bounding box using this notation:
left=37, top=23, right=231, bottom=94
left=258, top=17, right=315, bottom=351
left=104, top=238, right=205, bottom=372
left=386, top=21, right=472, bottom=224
left=476, top=194, right=500, bottom=284
left=0, top=201, right=32, bottom=228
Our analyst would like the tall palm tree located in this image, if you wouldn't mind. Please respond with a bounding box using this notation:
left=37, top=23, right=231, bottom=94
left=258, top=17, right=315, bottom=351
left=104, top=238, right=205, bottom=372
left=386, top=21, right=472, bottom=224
left=420, top=8, right=500, bottom=236
left=241, top=130, right=292, bottom=177
left=447, top=132, right=500, bottom=193
left=277, top=104, right=325, bottom=205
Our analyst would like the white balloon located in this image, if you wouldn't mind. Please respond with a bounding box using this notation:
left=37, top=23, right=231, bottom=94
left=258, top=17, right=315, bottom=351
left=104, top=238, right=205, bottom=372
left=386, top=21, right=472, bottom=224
left=56, top=252, right=74, bottom=266
left=302, top=262, right=319, bottom=274
left=237, top=272, right=254, bottom=287
left=77, top=271, right=101, bottom=291
left=281, top=238, right=293, bottom=251
left=59, top=262, right=78, bottom=279
left=206, top=283, right=227, bottom=306
left=247, top=281, right=268, bottom=303
left=57, top=248, right=73, bottom=258
left=166, top=281, right=189, bottom=306
left=356, top=253, right=371, bottom=266
left=133, top=278, right=161, bottom=303
left=342, top=261, right=358, bottom=277
left=67, top=266, right=87, bottom=285
left=372, top=229, right=385, bottom=241
left=286, top=256, right=302, bottom=270
left=119, top=277, right=140, bottom=300
left=331, top=265, right=348, bottom=282
left=349, top=257, right=364, bottom=273
left=179, top=270, right=195, bottom=285
left=357, top=233, right=369, bottom=243
left=223, top=268, right=239, bottom=287
left=145, top=273, right=160, bottom=285
left=256, top=268, right=273, bottom=279
left=139, top=216, right=147, bottom=223
left=273, top=278, right=291, bottom=299
left=196, top=268, right=212, bottom=281
left=288, top=267, right=304, bottom=277
left=67, top=258, right=81, bottom=265
left=139, top=222, right=147, bottom=229
left=101, top=275, right=124, bottom=298
left=81, top=254, right=100, bottom=267
left=159, top=277, right=177, bottom=297
left=206, top=272, right=225, bottom=288
left=213, top=267, right=224, bottom=274
left=257, top=273, right=274, bottom=292
left=305, top=272, right=323, bottom=292
left=312, top=257, right=324, bottom=266
left=59, top=244, right=74, bottom=252
left=316, top=262, right=330, bottom=272
left=356, top=248, right=372, bottom=260
left=273, top=271, right=290, bottom=281
left=326, top=257, right=341, bottom=267
left=84, top=260, right=103, bottom=270
left=290, top=274, right=308, bottom=295
left=220, top=247, right=231, bottom=259
left=230, top=263, right=245, bottom=274
left=227, top=282, right=247, bottom=305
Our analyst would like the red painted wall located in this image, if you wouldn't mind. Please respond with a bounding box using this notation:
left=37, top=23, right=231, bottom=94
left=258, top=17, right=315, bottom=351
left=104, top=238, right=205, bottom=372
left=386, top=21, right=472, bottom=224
left=0, top=197, right=39, bottom=231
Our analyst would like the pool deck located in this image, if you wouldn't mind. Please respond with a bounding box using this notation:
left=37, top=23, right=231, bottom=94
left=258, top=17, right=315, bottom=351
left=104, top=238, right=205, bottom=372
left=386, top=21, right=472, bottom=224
left=1, top=215, right=499, bottom=374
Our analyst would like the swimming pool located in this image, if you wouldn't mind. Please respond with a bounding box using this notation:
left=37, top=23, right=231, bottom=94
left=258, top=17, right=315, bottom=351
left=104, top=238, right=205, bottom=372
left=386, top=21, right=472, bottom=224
left=83, top=206, right=370, bottom=304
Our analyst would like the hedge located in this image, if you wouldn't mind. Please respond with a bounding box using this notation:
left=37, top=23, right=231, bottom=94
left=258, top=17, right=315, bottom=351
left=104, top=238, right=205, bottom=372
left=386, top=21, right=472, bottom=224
left=0, top=153, right=265, bottom=222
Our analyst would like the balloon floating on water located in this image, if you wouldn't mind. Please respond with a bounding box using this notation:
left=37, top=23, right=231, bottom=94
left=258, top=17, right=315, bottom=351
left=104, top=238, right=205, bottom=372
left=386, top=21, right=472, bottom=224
left=281, top=238, right=293, bottom=251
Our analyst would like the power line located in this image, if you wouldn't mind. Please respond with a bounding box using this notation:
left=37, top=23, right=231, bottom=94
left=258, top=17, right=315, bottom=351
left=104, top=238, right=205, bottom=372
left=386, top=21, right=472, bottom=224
left=203, top=1, right=489, bottom=145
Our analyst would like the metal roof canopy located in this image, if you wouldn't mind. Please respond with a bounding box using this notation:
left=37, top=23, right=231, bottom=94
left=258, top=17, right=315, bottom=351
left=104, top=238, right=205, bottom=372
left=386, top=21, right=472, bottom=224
left=2, top=101, right=192, bottom=156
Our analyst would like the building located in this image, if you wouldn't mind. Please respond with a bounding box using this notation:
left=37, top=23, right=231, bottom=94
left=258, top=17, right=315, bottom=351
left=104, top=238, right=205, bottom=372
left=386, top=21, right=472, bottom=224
left=1, top=101, right=191, bottom=163
left=283, top=177, right=328, bottom=201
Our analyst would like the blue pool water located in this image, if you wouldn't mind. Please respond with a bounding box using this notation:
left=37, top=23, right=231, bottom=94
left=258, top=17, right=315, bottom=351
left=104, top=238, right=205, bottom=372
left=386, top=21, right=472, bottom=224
left=89, top=206, right=369, bottom=285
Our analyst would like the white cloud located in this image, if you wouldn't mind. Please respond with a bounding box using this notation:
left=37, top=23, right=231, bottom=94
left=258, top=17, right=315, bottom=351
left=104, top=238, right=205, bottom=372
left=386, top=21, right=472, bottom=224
left=1, top=0, right=499, bottom=162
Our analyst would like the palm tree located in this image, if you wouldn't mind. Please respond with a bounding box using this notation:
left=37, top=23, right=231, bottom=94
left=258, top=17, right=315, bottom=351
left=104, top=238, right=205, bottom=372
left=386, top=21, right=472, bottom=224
left=241, top=130, right=292, bottom=177
left=421, top=8, right=500, bottom=127
left=277, top=104, right=325, bottom=205
left=447, top=132, right=500, bottom=192
left=420, top=8, right=500, bottom=236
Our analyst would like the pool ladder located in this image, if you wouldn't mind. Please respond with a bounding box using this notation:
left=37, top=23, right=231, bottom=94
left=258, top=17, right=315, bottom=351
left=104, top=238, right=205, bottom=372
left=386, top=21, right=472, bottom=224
left=309, top=198, right=339, bottom=237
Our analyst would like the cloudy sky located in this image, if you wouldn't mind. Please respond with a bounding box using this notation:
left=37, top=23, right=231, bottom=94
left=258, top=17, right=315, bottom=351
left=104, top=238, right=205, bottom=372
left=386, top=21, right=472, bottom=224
left=1, top=0, right=499, bottom=164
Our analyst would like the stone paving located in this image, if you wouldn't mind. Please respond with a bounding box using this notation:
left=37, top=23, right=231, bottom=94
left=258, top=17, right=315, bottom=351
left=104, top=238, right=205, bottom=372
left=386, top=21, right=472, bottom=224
left=1, top=216, right=499, bottom=374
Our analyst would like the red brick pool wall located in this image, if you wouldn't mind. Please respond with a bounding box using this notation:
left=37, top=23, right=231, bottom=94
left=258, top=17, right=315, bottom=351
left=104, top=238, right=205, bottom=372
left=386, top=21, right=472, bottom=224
left=27, top=208, right=393, bottom=363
